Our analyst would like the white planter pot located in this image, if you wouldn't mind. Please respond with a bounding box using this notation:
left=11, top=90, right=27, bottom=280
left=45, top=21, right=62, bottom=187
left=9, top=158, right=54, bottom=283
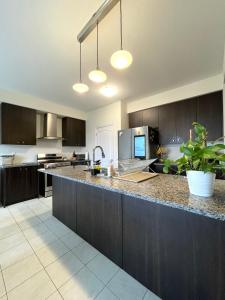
left=186, top=170, right=216, bottom=197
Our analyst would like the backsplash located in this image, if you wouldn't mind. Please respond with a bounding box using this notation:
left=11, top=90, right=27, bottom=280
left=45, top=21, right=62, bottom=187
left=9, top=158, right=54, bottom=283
left=0, top=139, right=86, bottom=164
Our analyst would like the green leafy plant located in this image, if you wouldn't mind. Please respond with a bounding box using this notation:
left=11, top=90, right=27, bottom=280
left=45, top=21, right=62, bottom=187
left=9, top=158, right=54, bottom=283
left=163, top=122, right=225, bottom=174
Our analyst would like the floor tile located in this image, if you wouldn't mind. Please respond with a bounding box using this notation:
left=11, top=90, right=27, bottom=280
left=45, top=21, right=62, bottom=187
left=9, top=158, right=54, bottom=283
left=0, top=272, right=6, bottom=298
left=44, top=218, right=73, bottom=237
left=23, top=223, right=49, bottom=240
left=38, top=211, right=52, bottom=221
left=95, top=287, right=118, bottom=300
left=0, top=241, right=33, bottom=270
left=60, top=231, right=84, bottom=250
left=71, top=241, right=99, bottom=264
left=0, top=223, right=21, bottom=240
left=45, top=252, right=83, bottom=288
left=59, top=267, right=104, bottom=300
left=7, top=270, right=56, bottom=300
left=10, top=208, right=36, bottom=223
left=3, top=254, right=43, bottom=292
left=28, top=230, right=58, bottom=251
left=143, top=290, right=162, bottom=300
left=17, top=216, right=42, bottom=231
left=0, top=296, right=7, bottom=300
left=35, top=239, right=69, bottom=267
left=0, top=232, right=26, bottom=255
left=47, top=290, right=63, bottom=299
left=107, top=270, right=147, bottom=300
left=87, top=253, right=119, bottom=284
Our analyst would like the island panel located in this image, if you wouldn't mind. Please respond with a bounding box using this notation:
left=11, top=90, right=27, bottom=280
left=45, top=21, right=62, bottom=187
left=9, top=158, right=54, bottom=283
left=123, top=194, right=225, bottom=300
left=76, top=182, right=122, bottom=267
left=52, top=176, right=76, bottom=231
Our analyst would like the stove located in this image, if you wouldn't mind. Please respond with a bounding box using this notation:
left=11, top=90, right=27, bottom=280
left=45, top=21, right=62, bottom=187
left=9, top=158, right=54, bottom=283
left=37, top=154, right=71, bottom=197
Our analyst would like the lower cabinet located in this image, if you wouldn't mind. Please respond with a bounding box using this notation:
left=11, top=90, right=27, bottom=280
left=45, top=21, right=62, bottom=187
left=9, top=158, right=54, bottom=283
left=1, top=166, right=38, bottom=207
left=76, top=182, right=122, bottom=266
left=52, top=177, right=76, bottom=232
left=122, top=195, right=225, bottom=300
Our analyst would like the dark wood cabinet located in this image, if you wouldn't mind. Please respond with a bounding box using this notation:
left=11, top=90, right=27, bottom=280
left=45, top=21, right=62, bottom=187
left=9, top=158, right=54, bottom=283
left=128, top=91, right=223, bottom=145
left=128, top=111, right=143, bottom=128
left=62, top=117, right=86, bottom=147
left=0, top=103, right=36, bottom=145
left=158, top=102, right=177, bottom=144
left=0, top=165, right=38, bottom=207
left=175, top=98, right=196, bottom=143
left=197, top=92, right=223, bottom=141
left=76, top=182, right=122, bottom=266
left=52, top=176, right=76, bottom=231
left=123, top=195, right=225, bottom=300
left=142, top=107, right=159, bottom=128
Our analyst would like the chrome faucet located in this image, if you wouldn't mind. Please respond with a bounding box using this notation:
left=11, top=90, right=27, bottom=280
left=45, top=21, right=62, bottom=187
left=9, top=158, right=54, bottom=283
left=93, top=146, right=105, bottom=164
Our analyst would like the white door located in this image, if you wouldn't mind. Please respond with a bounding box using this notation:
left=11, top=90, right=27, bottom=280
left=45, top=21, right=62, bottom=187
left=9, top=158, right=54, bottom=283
left=95, top=125, right=114, bottom=164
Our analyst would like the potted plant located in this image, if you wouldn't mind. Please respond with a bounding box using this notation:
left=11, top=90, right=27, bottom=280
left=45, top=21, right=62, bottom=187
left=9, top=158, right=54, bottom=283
left=163, top=122, right=225, bottom=197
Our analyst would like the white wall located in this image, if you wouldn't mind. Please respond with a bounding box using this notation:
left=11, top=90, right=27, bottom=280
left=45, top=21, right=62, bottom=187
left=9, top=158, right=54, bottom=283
left=86, top=101, right=122, bottom=165
left=127, top=74, right=223, bottom=113
left=0, top=89, right=87, bottom=163
left=0, top=89, right=86, bottom=120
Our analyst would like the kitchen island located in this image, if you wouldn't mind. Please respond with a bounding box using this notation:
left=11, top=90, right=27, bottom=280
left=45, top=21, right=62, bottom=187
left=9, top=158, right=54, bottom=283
left=39, top=166, right=225, bottom=300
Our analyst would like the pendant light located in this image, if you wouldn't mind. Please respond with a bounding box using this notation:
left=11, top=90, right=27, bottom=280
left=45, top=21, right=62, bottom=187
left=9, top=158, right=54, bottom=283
left=73, top=43, right=89, bottom=94
left=89, top=21, right=107, bottom=83
left=111, top=0, right=133, bottom=70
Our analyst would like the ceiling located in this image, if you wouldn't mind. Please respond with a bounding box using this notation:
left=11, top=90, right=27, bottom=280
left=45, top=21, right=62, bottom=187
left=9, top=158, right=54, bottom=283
left=0, top=0, right=224, bottom=111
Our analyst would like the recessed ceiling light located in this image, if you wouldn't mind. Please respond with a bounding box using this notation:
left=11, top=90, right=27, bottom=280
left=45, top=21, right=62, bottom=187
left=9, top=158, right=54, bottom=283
left=100, top=85, right=118, bottom=97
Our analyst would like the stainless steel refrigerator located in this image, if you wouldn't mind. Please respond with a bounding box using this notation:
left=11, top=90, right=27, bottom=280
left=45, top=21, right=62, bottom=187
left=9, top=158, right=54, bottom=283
left=118, top=126, right=158, bottom=160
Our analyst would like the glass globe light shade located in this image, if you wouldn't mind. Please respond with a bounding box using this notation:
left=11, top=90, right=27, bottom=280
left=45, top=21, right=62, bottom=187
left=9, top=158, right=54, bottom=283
left=99, top=85, right=118, bottom=97
left=89, top=69, right=107, bottom=83
left=72, top=83, right=89, bottom=94
left=110, top=50, right=133, bottom=70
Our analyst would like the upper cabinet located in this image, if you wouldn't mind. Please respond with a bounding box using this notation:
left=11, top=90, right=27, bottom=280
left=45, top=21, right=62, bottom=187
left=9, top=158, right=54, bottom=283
left=62, top=117, right=86, bottom=147
left=128, top=91, right=223, bottom=145
left=142, top=107, right=159, bottom=128
left=0, top=103, right=36, bottom=145
left=175, top=98, right=196, bottom=143
left=158, top=103, right=177, bottom=144
left=128, top=110, right=143, bottom=128
left=197, top=92, right=223, bottom=141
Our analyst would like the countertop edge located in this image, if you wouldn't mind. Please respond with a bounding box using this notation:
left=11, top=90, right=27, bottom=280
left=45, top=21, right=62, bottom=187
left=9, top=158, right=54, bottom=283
left=39, top=169, right=225, bottom=221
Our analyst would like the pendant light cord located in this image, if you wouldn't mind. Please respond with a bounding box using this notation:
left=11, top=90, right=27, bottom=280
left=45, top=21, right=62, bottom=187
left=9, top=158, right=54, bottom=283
left=79, top=42, right=82, bottom=82
left=120, top=0, right=123, bottom=50
left=97, top=20, right=99, bottom=69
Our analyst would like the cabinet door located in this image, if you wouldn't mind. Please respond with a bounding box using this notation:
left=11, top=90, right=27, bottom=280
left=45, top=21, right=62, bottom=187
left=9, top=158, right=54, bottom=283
left=21, top=107, right=36, bottom=145
left=25, top=166, right=38, bottom=199
left=142, top=107, right=159, bottom=128
left=123, top=195, right=225, bottom=300
left=158, top=103, right=177, bottom=144
left=52, top=176, right=76, bottom=231
left=175, top=99, right=197, bottom=143
left=77, top=183, right=122, bottom=266
left=197, top=92, right=223, bottom=141
left=74, top=119, right=86, bottom=147
left=3, top=167, right=24, bottom=206
left=128, top=111, right=143, bottom=128
left=1, top=103, right=36, bottom=145
left=1, top=103, right=21, bottom=144
left=62, top=117, right=86, bottom=147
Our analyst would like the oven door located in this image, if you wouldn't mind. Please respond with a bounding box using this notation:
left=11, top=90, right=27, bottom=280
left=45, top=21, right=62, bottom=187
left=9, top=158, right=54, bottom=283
left=45, top=174, right=52, bottom=191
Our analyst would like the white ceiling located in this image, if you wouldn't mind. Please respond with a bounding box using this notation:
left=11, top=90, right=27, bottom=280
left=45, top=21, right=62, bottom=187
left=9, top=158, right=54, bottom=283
left=0, top=0, right=224, bottom=111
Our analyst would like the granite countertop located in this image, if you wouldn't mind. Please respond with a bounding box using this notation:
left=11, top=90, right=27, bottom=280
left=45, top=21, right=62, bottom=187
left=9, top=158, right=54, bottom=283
left=39, top=165, right=225, bottom=221
left=0, top=162, right=38, bottom=168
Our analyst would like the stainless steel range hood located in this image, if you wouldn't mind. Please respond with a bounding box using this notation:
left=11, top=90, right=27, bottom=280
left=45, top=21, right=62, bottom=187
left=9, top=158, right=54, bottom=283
left=39, top=113, right=61, bottom=140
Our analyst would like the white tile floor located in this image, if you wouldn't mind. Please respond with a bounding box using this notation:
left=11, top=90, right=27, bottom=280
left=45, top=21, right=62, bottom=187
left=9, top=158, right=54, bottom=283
left=0, top=197, right=161, bottom=300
